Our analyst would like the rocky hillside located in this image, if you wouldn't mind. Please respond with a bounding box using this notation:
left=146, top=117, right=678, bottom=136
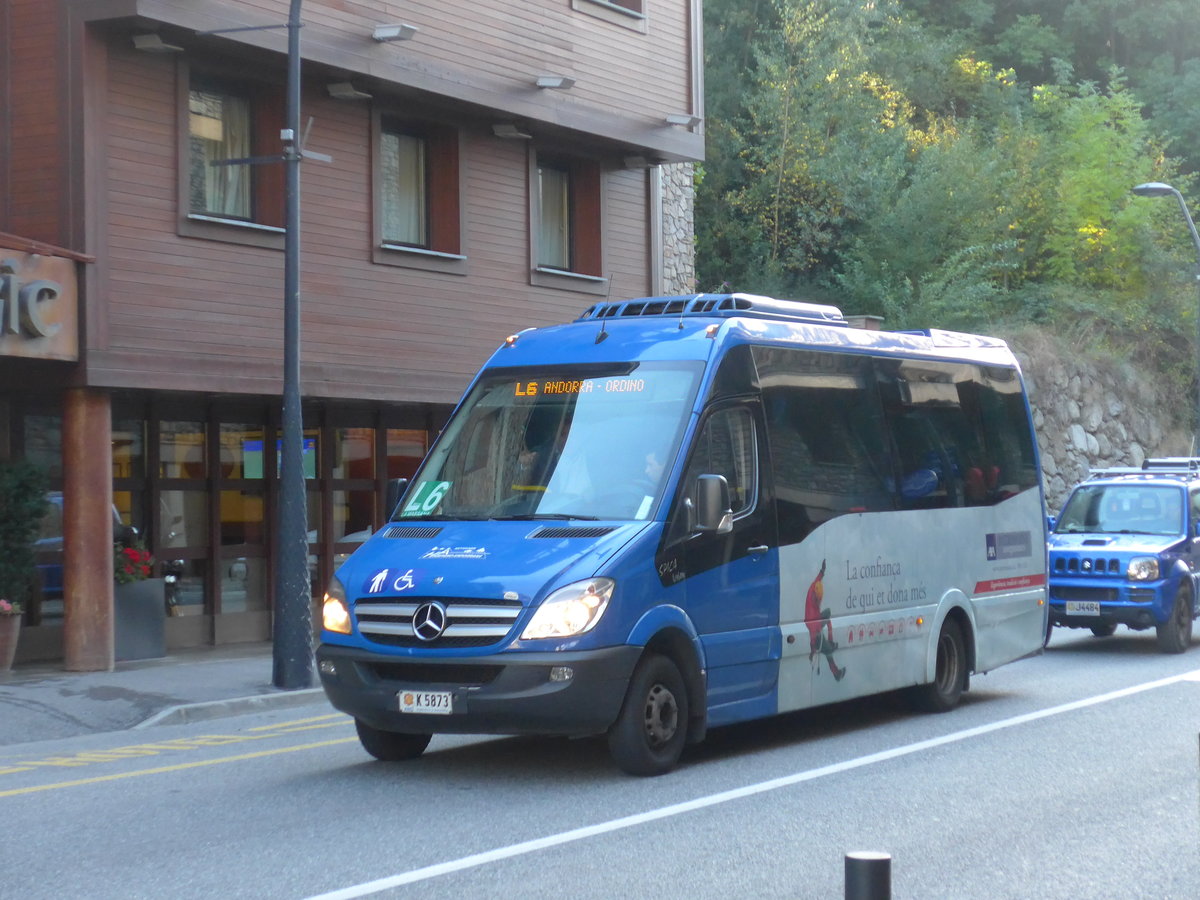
left=1009, top=330, right=1192, bottom=513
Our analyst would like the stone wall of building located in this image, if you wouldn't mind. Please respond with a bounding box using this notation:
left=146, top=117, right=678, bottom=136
left=660, top=162, right=696, bottom=295
left=1010, top=332, right=1191, bottom=514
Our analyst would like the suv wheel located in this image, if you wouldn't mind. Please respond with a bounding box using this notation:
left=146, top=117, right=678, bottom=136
left=1156, top=585, right=1193, bottom=654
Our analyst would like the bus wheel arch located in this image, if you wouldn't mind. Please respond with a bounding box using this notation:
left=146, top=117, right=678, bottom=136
left=912, top=608, right=972, bottom=713
left=607, top=630, right=704, bottom=776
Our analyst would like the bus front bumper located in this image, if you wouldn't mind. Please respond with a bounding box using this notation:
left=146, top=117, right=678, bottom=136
left=316, top=642, right=642, bottom=737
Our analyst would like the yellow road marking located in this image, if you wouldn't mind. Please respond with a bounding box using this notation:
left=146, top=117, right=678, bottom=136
left=0, top=713, right=352, bottom=776
left=247, top=720, right=345, bottom=734
left=0, top=736, right=359, bottom=798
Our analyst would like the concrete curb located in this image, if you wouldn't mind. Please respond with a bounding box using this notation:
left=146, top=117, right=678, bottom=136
left=134, top=687, right=328, bottom=729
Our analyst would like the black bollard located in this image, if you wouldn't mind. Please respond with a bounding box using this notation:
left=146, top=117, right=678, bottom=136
left=845, top=851, right=891, bottom=900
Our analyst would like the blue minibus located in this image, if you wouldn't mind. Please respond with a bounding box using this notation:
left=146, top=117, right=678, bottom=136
left=317, top=293, right=1048, bottom=775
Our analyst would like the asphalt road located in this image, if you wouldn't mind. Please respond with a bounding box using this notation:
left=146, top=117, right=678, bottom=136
left=3, top=625, right=1198, bottom=899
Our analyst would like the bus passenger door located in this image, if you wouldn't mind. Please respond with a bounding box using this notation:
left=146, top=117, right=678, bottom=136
left=666, top=402, right=779, bottom=726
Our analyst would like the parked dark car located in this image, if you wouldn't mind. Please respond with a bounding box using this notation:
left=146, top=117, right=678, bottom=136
left=35, top=492, right=137, bottom=607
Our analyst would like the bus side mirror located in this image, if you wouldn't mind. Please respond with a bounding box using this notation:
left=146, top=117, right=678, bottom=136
left=695, top=474, right=733, bottom=535
left=385, top=478, right=409, bottom=520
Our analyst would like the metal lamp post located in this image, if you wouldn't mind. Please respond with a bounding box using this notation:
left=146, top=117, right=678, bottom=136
left=273, top=0, right=312, bottom=688
left=1133, top=181, right=1200, bottom=449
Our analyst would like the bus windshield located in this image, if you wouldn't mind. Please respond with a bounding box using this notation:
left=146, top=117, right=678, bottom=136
left=1055, top=483, right=1185, bottom=537
left=397, top=361, right=703, bottom=521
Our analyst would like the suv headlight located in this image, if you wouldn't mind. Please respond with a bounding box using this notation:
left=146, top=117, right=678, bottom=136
left=322, top=576, right=352, bottom=634
left=1127, top=557, right=1160, bottom=581
left=521, top=578, right=615, bottom=640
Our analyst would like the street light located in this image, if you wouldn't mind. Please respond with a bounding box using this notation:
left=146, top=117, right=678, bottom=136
left=274, top=0, right=312, bottom=689
left=1133, top=181, right=1200, bottom=449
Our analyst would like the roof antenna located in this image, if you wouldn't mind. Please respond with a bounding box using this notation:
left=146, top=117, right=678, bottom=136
left=596, top=274, right=612, bottom=343
left=679, top=293, right=704, bottom=329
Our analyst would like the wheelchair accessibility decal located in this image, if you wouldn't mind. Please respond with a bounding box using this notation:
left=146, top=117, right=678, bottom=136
left=364, top=568, right=422, bottom=594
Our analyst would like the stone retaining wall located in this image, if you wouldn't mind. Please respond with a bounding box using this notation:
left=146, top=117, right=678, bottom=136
left=1010, top=333, right=1191, bottom=513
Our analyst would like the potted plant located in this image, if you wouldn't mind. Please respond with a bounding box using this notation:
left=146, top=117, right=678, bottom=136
left=114, top=539, right=154, bottom=585
left=113, top=536, right=166, bottom=661
left=0, top=460, right=49, bottom=672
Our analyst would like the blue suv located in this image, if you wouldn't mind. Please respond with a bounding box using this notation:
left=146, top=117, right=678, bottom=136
left=1047, top=458, right=1200, bottom=653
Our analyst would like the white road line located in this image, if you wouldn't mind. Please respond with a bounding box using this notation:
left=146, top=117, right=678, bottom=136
left=305, top=669, right=1200, bottom=900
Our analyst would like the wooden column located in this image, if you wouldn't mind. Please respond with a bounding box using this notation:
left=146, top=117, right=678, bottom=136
left=63, top=387, right=113, bottom=671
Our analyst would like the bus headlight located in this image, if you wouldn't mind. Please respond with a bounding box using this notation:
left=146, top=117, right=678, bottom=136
left=322, top=576, right=352, bottom=634
left=1127, top=557, right=1160, bottom=581
left=521, top=578, right=615, bottom=640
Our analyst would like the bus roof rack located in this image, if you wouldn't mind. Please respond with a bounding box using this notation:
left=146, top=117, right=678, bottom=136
left=577, top=293, right=846, bottom=326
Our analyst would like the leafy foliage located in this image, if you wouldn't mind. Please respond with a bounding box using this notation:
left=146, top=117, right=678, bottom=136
left=0, top=460, right=49, bottom=614
left=699, top=0, right=1199, bottom=401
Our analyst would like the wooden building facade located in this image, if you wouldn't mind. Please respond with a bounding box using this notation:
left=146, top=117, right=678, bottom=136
left=0, top=0, right=703, bottom=668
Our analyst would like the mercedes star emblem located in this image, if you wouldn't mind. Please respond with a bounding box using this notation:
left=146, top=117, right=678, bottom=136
left=412, top=601, right=448, bottom=641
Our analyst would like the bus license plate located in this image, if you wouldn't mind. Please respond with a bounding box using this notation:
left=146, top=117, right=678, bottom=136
left=1065, top=600, right=1101, bottom=616
left=398, top=690, right=453, bottom=715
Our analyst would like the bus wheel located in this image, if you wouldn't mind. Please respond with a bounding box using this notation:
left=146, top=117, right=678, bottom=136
left=607, top=653, right=689, bottom=777
left=1090, top=623, right=1117, bottom=638
left=912, top=618, right=967, bottom=713
left=1156, top=585, right=1193, bottom=654
left=355, top=720, right=432, bottom=761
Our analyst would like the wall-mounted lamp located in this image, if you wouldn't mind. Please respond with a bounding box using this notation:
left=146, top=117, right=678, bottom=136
left=664, top=113, right=702, bottom=128
left=372, top=23, right=418, bottom=42
left=536, top=75, right=576, bottom=90
left=132, top=33, right=183, bottom=53
left=328, top=82, right=373, bottom=101
left=493, top=123, right=532, bottom=140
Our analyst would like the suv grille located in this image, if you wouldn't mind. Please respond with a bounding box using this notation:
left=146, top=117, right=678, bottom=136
left=1051, top=585, right=1118, bottom=602
left=1053, top=556, right=1121, bottom=575
left=354, top=597, right=523, bottom=648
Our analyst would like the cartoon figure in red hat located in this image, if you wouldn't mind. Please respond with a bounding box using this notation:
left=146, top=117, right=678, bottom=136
left=805, top=559, right=845, bottom=681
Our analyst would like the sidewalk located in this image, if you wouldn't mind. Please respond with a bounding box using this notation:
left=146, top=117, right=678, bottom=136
left=0, top=643, right=329, bottom=747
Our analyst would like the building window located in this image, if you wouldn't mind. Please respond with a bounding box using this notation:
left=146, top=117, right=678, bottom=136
left=179, top=68, right=284, bottom=245
left=572, top=0, right=648, bottom=31
left=532, top=154, right=604, bottom=290
left=537, top=162, right=571, bottom=270
left=374, top=116, right=463, bottom=272
left=188, top=86, right=252, bottom=219
left=381, top=130, right=427, bottom=247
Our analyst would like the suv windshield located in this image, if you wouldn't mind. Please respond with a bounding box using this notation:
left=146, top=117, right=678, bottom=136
left=1054, top=483, right=1185, bottom=536
left=397, top=361, right=703, bottom=521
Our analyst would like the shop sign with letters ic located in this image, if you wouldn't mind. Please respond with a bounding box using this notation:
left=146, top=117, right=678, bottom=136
left=0, top=250, right=79, bottom=361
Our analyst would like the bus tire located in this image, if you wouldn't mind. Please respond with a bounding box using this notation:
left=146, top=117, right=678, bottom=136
left=1155, top=585, right=1193, bottom=654
left=607, top=653, right=689, bottom=777
left=355, top=719, right=432, bottom=761
left=911, top=618, right=967, bottom=713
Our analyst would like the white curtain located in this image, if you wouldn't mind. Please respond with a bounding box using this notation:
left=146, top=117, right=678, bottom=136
left=382, top=132, right=427, bottom=245
left=538, top=164, right=570, bottom=269
left=189, top=90, right=251, bottom=218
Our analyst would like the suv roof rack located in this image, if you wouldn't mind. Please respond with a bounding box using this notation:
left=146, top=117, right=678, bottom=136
left=1087, top=458, right=1200, bottom=480
left=577, top=293, right=846, bottom=326
left=1141, top=457, right=1200, bottom=472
